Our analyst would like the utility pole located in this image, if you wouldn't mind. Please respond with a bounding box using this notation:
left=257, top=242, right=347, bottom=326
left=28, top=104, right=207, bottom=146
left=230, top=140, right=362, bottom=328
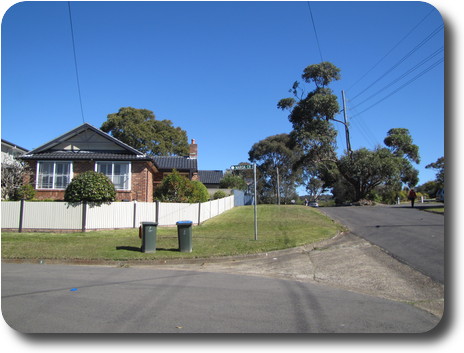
left=341, top=90, right=353, bottom=158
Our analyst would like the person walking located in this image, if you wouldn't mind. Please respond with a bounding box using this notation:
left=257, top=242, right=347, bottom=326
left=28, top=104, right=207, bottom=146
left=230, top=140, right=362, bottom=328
left=408, top=189, right=417, bottom=208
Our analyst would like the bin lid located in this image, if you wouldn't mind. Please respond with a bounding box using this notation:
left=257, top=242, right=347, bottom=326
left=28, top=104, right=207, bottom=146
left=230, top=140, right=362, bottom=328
left=176, top=220, right=193, bottom=225
left=141, top=222, right=158, bottom=226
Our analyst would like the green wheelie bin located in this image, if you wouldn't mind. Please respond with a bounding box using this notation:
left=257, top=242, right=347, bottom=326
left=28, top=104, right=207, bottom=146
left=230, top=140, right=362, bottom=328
left=176, top=220, right=193, bottom=253
left=140, top=222, right=158, bottom=253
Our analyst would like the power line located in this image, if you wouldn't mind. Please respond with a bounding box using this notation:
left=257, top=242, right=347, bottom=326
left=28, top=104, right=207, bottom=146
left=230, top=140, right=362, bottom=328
left=350, top=57, right=443, bottom=119
left=347, top=8, right=435, bottom=92
left=67, top=1, right=85, bottom=124
left=350, top=23, right=443, bottom=102
left=307, top=2, right=324, bottom=62
left=351, top=46, right=444, bottom=110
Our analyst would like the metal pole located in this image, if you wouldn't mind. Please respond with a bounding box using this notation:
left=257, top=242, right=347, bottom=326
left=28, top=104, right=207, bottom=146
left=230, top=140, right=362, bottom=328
left=341, top=90, right=352, bottom=157
left=276, top=166, right=281, bottom=205
left=253, top=163, right=258, bottom=240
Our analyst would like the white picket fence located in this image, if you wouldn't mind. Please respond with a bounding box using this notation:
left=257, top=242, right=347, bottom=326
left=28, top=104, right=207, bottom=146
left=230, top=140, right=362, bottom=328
left=1, top=196, right=234, bottom=232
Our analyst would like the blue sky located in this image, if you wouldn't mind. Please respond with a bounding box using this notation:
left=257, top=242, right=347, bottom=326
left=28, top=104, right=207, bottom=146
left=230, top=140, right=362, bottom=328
left=2, top=1, right=444, bottom=189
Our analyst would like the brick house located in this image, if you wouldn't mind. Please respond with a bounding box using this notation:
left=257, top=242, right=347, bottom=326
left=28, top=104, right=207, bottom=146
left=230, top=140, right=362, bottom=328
left=20, top=123, right=157, bottom=202
left=20, top=124, right=222, bottom=202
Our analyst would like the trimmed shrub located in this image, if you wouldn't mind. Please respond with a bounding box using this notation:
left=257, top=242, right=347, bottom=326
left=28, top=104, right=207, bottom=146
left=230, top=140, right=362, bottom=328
left=12, top=184, right=36, bottom=200
left=154, top=169, right=209, bottom=203
left=64, top=171, right=116, bottom=205
left=213, top=190, right=227, bottom=200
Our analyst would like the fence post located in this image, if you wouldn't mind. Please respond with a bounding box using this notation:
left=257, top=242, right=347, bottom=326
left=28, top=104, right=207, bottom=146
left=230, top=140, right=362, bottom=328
left=198, top=202, right=201, bottom=226
left=18, top=199, right=25, bottom=233
left=81, top=201, right=87, bottom=232
left=156, top=200, right=160, bottom=224
left=133, top=200, right=137, bottom=228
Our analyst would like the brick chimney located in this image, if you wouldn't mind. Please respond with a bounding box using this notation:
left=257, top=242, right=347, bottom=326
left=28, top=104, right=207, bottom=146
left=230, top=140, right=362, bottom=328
left=189, top=139, right=198, bottom=159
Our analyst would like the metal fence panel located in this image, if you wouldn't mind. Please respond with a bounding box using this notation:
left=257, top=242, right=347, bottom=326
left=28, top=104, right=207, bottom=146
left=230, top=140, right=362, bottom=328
left=1, top=201, right=21, bottom=228
left=158, top=202, right=199, bottom=226
left=86, top=202, right=133, bottom=229
left=22, top=202, right=82, bottom=230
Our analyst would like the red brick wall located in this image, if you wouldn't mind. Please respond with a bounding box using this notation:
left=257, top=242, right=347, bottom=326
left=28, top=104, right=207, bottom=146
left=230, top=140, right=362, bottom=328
left=25, top=160, right=155, bottom=202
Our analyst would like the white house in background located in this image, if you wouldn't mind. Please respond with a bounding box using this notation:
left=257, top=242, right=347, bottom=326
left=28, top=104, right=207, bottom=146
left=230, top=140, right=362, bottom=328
left=1, top=139, right=29, bottom=166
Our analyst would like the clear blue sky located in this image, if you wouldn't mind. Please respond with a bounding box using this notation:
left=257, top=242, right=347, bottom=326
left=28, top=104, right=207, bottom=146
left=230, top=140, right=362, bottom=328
left=1, top=1, right=444, bottom=189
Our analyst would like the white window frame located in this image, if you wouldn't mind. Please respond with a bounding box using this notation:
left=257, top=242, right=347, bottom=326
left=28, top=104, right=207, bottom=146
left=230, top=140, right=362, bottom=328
left=95, top=161, right=131, bottom=191
left=36, top=161, right=73, bottom=190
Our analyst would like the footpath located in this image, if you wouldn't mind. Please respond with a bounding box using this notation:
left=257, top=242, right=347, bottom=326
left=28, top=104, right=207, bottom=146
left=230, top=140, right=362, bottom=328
left=131, top=231, right=444, bottom=318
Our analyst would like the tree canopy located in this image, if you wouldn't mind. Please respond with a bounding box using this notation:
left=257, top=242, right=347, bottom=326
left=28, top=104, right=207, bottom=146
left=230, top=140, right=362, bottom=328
left=248, top=133, right=302, bottom=204
left=276, top=61, right=421, bottom=203
left=100, top=107, right=189, bottom=156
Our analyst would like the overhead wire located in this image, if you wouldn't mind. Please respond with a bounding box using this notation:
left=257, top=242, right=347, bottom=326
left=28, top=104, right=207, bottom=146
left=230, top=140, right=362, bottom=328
left=349, top=23, right=443, bottom=102
left=350, top=57, right=444, bottom=119
left=347, top=8, right=435, bottom=92
left=350, top=46, right=444, bottom=110
left=67, top=1, right=85, bottom=124
left=307, top=2, right=324, bottom=62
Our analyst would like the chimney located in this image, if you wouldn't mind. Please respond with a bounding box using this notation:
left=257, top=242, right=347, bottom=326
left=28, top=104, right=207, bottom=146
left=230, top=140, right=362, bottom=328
left=189, top=139, right=198, bottom=159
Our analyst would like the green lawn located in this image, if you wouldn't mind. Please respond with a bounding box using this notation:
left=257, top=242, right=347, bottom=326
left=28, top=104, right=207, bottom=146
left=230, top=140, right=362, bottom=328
left=1, top=205, right=342, bottom=261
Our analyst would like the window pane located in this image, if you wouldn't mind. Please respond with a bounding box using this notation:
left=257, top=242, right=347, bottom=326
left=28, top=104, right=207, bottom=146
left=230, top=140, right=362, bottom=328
left=38, top=162, right=54, bottom=189
left=113, top=162, right=130, bottom=190
left=96, top=162, right=111, bottom=177
left=54, top=163, right=71, bottom=189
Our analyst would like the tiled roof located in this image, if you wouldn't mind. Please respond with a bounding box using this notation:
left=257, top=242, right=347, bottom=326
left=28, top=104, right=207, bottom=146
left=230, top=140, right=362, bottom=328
left=198, top=170, right=223, bottom=184
left=152, top=156, right=197, bottom=171
left=20, top=151, right=152, bottom=161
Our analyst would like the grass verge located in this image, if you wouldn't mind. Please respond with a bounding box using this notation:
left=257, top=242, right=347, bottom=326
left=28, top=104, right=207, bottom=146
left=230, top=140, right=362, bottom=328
left=1, top=205, right=342, bottom=261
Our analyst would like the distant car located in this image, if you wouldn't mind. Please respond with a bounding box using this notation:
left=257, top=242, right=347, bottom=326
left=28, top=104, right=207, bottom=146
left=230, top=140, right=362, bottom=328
left=308, top=201, right=319, bottom=207
left=436, top=188, right=444, bottom=202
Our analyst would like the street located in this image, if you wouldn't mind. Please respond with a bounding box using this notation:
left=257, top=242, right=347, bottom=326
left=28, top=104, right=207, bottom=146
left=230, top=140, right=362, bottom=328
left=320, top=204, right=444, bottom=283
left=1, top=263, right=439, bottom=333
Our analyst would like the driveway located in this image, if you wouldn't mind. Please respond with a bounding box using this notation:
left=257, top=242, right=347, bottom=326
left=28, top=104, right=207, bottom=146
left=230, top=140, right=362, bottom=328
left=318, top=204, right=445, bottom=283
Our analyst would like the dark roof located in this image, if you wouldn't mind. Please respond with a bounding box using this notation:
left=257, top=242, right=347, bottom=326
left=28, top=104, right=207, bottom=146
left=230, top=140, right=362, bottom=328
left=198, top=170, right=224, bottom=184
left=152, top=156, right=197, bottom=171
left=26, top=123, right=144, bottom=156
left=19, top=123, right=153, bottom=162
left=20, top=151, right=152, bottom=161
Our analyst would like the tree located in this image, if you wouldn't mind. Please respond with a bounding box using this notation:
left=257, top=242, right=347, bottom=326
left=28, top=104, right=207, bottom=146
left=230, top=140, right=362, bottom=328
left=219, top=173, right=248, bottom=191
left=336, top=147, right=402, bottom=201
left=101, top=107, right=189, bottom=156
left=278, top=62, right=421, bottom=202
left=64, top=171, right=116, bottom=205
left=426, top=156, right=444, bottom=187
left=248, top=134, right=302, bottom=204
left=154, top=170, right=209, bottom=203
left=1, top=155, right=32, bottom=200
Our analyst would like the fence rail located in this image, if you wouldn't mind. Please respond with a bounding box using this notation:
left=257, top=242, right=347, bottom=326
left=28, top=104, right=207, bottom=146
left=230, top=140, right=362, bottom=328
left=1, top=196, right=235, bottom=232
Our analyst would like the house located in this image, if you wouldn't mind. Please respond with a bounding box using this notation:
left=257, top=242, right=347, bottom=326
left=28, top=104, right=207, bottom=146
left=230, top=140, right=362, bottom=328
left=19, top=123, right=221, bottom=202
left=19, top=123, right=157, bottom=202
left=152, top=140, right=199, bottom=187
left=198, top=170, right=224, bottom=189
left=1, top=139, right=29, bottom=166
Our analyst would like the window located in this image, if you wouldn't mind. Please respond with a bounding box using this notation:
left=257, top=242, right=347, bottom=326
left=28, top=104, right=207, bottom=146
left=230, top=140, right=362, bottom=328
left=37, top=161, right=72, bottom=189
left=95, top=161, right=131, bottom=190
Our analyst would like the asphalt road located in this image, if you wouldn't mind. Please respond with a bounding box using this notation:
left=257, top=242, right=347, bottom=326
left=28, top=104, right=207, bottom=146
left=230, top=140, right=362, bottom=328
left=319, top=204, right=445, bottom=283
left=1, top=263, right=439, bottom=333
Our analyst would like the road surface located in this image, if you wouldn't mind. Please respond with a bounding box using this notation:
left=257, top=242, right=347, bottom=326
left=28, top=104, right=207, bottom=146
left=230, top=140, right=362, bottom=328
left=1, top=263, right=440, bottom=333
left=319, top=204, right=444, bottom=283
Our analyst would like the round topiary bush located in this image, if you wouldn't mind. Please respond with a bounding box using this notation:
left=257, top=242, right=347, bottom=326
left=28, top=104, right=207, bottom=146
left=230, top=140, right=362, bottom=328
left=213, top=190, right=227, bottom=200
left=64, top=171, right=116, bottom=205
